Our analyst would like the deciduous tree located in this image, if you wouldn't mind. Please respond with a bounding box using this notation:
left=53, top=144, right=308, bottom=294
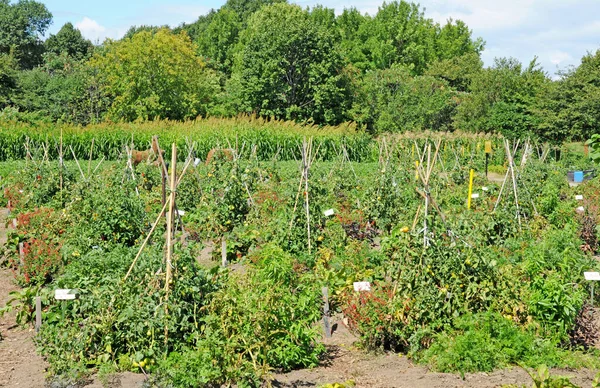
left=90, top=29, right=219, bottom=121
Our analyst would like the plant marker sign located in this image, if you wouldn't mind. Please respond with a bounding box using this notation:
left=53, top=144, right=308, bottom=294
left=575, top=195, right=583, bottom=201
left=585, top=272, right=600, bottom=281
left=323, top=209, right=335, bottom=217
left=353, top=282, right=371, bottom=292
left=55, top=289, right=76, bottom=300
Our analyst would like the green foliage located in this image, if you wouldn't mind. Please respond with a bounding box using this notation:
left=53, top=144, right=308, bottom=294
left=0, top=117, right=371, bottom=161
left=0, top=52, right=17, bottom=108
left=351, top=65, right=457, bottom=132
left=230, top=3, right=351, bottom=125
left=422, top=313, right=594, bottom=374
left=36, top=245, right=219, bottom=376
left=45, top=22, right=93, bottom=60
left=542, top=50, right=600, bottom=142
left=66, top=169, right=147, bottom=250
left=13, top=54, right=107, bottom=124
left=90, top=29, right=220, bottom=121
left=195, top=8, right=241, bottom=75
left=454, top=57, right=551, bottom=139
left=0, top=0, right=52, bottom=69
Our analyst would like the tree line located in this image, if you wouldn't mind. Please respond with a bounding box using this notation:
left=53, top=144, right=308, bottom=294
left=0, top=0, right=599, bottom=142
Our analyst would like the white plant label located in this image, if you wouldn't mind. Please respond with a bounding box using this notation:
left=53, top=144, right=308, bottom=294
left=193, top=158, right=201, bottom=167
left=177, top=210, right=186, bottom=216
left=471, top=193, right=480, bottom=199
left=323, top=209, right=335, bottom=217
left=576, top=206, right=585, bottom=213
left=575, top=195, right=584, bottom=200
left=482, top=186, right=489, bottom=191
left=55, top=289, right=76, bottom=300
left=584, top=272, right=600, bottom=281
left=353, top=282, right=371, bottom=292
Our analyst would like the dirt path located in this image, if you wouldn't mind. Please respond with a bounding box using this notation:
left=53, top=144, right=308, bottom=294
left=272, top=320, right=598, bottom=388
left=0, top=209, right=47, bottom=387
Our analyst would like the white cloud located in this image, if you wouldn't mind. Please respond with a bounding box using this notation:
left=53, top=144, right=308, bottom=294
left=75, top=17, right=127, bottom=43
left=426, top=0, right=536, bottom=31
left=75, top=17, right=106, bottom=42
left=549, top=50, right=573, bottom=65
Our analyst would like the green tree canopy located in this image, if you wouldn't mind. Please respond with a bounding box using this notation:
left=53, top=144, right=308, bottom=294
left=351, top=65, right=457, bottom=133
left=13, top=53, right=107, bottom=124
left=0, top=52, right=18, bottom=108
left=538, top=50, right=600, bottom=142
left=122, top=25, right=170, bottom=40
left=426, top=52, right=483, bottom=92
left=45, top=22, right=93, bottom=59
left=90, top=29, right=219, bottom=121
left=230, top=3, right=351, bottom=124
left=454, top=57, right=550, bottom=139
left=0, top=0, right=52, bottom=69
left=196, top=8, right=241, bottom=74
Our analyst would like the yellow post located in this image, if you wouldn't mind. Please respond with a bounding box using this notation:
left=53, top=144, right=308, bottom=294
left=411, top=144, right=415, bottom=157
left=415, top=161, right=419, bottom=181
left=467, top=169, right=474, bottom=210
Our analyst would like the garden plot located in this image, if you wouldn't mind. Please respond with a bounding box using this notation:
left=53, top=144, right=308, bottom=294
left=1, top=135, right=600, bottom=387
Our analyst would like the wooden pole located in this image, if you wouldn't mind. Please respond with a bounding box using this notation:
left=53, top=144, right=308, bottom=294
left=35, top=296, right=41, bottom=332
left=322, top=287, right=331, bottom=338
left=87, top=138, right=95, bottom=177
left=165, top=143, right=177, bottom=347
left=165, top=144, right=177, bottom=292
left=221, top=237, right=227, bottom=267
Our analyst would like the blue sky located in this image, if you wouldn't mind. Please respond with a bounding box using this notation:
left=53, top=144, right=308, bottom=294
left=42, top=0, right=600, bottom=77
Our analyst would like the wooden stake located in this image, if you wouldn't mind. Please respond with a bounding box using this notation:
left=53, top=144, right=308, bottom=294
left=322, top=287, right=331, bottom=338
left=164, top=143, right=177, bottom=348
left=87, top=138, right=95, bottom=177
left=165, top=144, right=177, bottom=292
left=35, top=296, right=41, bottom=332
left=221, top=237, right=227, bottom=267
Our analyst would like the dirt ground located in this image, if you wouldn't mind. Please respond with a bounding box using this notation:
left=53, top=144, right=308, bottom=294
left=0, top=208, right=599, bottom=388
left=272, top=319, right=598, bottom=388
left=0, top=208, right=47, bottom=388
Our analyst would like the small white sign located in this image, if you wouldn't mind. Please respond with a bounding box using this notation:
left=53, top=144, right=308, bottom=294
left=482, top=186, right=489, bottom=192
left=193, top=158, right=201, bottom=167
left=585, top=272, right=600, bottom=281
left=471, top=193, right=480, bottom=199
left=177, top=210, right=186, bottom=216
left=576, top=206, right=585, bottom=213
left=323, top=209, right=335, bottom=217
left=353, top=282, right=371, bottom=292
left=55, top=289, right=76, bottom=300
left=576, top=195, right=584, bottom=201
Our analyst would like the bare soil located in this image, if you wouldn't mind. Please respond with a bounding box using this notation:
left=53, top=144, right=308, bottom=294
left=272, top=317, right=599, bottom=388
left=0, top=208, right=47, bottom=388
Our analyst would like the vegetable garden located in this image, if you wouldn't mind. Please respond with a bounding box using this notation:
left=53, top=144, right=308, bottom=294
left=2, top=121, right=600, bottom=387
